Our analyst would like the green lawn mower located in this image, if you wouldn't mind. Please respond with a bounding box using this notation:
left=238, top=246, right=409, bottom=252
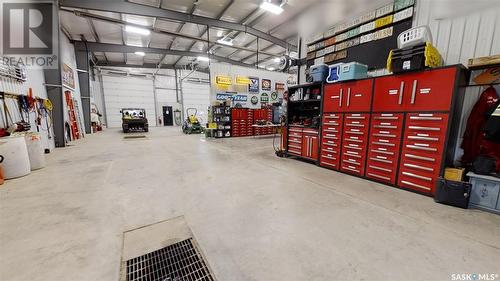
left=182, top=108, right=204, bottom=134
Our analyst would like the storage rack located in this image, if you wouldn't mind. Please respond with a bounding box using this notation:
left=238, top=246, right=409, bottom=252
left=284, top=65, right=467, bottom=196
left=212, top=105, right=231, bottom=138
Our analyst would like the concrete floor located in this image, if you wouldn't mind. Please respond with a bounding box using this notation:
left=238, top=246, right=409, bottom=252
left=1, top=127, right=499, bottom=281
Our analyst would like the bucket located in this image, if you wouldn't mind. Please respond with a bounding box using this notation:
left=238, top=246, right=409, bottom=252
left=0, top=136, right=31, bottom=179
left=24, top=132, right=46, bottom=170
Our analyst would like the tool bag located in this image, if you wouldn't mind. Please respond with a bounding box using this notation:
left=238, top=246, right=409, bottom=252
left=434, top=178, right=471, bottom=209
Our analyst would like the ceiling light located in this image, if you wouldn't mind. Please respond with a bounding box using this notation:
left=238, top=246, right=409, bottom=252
left=197, top=56, right=210, bottom=62
left=273, top=57, right=281, bottom=63
left=267, top=67, right=276, bottom=71
left=134, top=51, right=145, bottom=56
left=217, top=38, right=233, bottom=46
left=217, top=30, right=223, bottom=37
left=260, top=1, right=284, bottom=15
left=125, top=25, right=151, bottom=35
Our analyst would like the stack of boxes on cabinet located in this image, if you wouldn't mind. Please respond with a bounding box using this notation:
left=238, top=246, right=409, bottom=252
left=231, top=108, right=274, bottom=137
left=286, top=66, right=465, bottom=196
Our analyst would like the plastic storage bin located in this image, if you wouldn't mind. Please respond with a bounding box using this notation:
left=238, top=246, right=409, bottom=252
left=398, top=25, right=432, bottom=49
left=388, top=42, right=442, bottom=73
left=308, top=64, right=329, bottom=82
left=468, top=172, right=500, bottom=214
left=338, top=62, right=368, bottom=81
left=434, top=178, right=471, bottom=209
left=326, top=63, right=343, bottom=83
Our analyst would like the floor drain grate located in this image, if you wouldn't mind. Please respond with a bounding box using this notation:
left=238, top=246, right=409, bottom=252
left=123, top=135, right=147, bottom=140
left=125, top=238, right=215, bottom=281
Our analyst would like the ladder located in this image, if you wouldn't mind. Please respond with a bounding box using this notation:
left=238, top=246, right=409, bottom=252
left=72, top=97, right=85, bottom=138
left=64, top=91, right=80, bottom=140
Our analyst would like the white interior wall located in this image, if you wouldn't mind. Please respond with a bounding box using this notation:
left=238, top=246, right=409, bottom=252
left=209, top=63, right=291, bottom=109
left=90, top=71, right=106, bottom=125
left=0, top=69, right=55, bottom=150
left=100, top=68, right=209, bottom=128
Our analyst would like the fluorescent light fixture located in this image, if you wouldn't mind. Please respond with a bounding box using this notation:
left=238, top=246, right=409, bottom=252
left=197, top=56, right=210, bottom=62
left=217, top=38, right=233, bottom=46
left=134, top=51, right=145, bottom=56
left=125, top=25, right=151, bottom=35
left=260, top=1, right=284, bottom=15
left=267, top=67, right=276, bottom=71
left=273, top=57, right=281, bottom=63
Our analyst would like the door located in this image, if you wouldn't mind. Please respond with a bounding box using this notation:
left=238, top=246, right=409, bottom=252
left=403, top=68, right=457, bottom=111
left=372, top=74, right=407, bottom=112
left=162, top=106, right=173, bottom=126
left=341, top=79, right=373, bottom=112
left=324, top=84, right=343, bottom=112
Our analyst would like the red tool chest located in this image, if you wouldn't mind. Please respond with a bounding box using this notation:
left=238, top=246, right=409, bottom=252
left=253, top=109, right=273, bottom=135
left=288, top=126, right=303, bottom=156
left=321, top=79, right=373, bottom=176
left=231, top=108, right=254, bottom=137
left=302, top=128, right=319, bottom=160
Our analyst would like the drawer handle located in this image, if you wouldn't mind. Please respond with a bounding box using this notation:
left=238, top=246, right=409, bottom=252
left=289, top=144, right=301, bottom=149
left=401, top=180, right=431, bottom=191
left=409, top=116, right=442, bottom=121
left=373, top=133, right=397, bottom=138
left=344, top=160, right=361, bottom=166
left=371, top=149, right=394, bottom=156
left=369, top=157, right=392, bottom=164
left=368, top=173, right=391, bottom=181
left=321, top=161, right=337, bottom=167
left=345, top=152, right=362, bottom=158
left=343, top=166, right=360, bottom=173
left=410, top=79, right=417, bottom=104
left=347, top=124, right=365, bottom=127
left=369, top=165, right=392, bottom=173
left=408, top=126, right=441, bottom=131
left=373, top=141, right=395, bottom=147
left=403, top=163, right=434, bottom=172
left=374, top=125, right=397, bottom=129
left=322, top=155, right=337, bottom=160
left=346, top=138, right=363, bottom=143
left=402, top=172, right=432, bottom=181
left=346, top=131, right=363, bottom=135
left=406, top=145, right=437, bottom=152
left=405, top=154, right=435, bottom=162
left=346, top=116, right=365, bottom=120
left=346, top=145, right=362, bottom=150
left=408, top=136, right=438, bottom=141
left=398, top=81, right=405, bottom=105
left=375, top=116, right=398, bottom=120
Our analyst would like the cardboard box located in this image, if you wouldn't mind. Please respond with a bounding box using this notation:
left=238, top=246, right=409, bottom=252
left=444, top=168, right=466, bottom=181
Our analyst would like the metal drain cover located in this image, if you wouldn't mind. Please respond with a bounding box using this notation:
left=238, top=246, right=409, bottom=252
left=123, top=135, right=147, bottom=139
left=120, top=216, right=215, bottom=281
left=125, top=238, right=214, bottom=281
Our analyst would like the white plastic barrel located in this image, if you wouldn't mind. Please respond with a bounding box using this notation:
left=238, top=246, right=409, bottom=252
left=24, top=132, right=46, bottom=170
left=0, top=136, right=31, bottom=179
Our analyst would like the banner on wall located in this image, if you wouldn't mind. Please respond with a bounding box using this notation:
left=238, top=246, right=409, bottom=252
left=216, top=75, right=232, bottom=85
left=249, top=77, right=259, bottom=93
left=62, top=63, right=75, bottom=89
left=236, top=76, right=251, bottom=85
left=262, top=79, right=271, bottom=91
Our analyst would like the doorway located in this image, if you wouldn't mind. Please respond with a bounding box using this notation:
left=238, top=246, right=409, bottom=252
left=162, top=106, right=174, bottom=126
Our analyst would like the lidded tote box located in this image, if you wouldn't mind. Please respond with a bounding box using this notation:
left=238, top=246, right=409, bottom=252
left=434, top=178, right=471, bottom=209
left=338, top=62, right=368, bottom=81
left=326, top=63, right=343, bottom=83
left=308, top=64, right=329, bottom=82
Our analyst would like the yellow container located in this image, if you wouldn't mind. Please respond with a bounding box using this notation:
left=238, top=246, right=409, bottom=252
left=444, top=168, right=465, bottom=181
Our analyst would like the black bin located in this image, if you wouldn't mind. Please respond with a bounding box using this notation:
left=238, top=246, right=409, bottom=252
left=434, top=178, right=471, bottom=209
left=391, top=43, right=426, bottom=73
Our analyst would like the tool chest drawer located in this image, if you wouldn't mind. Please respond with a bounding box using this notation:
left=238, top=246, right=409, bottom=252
left=366, top=113, right=404, bottom=184
left=398, top=113, right=449, bottom=194
left=320, top=113, right=343, bottom=170
left=340, top=113, right=370, bottom=176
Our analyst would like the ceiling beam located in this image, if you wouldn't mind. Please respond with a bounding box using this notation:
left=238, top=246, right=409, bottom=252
left=173, top=0, right=235, bottom=66
left=96, top=63, right=209, bottom=74
left=239, top=34, right=297, bottom=63
left=60, top=0, right=296, bottom=51
left=74, top=41, right=252, bottom=67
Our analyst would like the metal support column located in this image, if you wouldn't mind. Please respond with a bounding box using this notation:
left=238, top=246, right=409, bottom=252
left=74, top=41, right=92, bottom=134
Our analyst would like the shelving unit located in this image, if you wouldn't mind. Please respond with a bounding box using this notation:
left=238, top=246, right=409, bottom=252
left=213, top=105, right=231, bottom=138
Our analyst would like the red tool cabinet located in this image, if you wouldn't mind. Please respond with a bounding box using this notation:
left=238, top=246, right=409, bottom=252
left=286, top=66, right=464, bottom=197
left=370, top=66, right=463, bottom=195
left=253, top=109, right=273, bottom=135
left=231, top=108, right=254, bottom=137
left=303, top=129, right=319, bottom=160
left=321, top=79, right=373, bottom=176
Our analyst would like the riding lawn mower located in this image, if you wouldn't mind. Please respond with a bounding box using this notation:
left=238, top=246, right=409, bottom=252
left=182, top=108, right=204, bottom=134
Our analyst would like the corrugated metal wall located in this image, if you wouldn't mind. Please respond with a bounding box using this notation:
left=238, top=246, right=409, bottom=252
left=413, top=1, right=500, bottom=161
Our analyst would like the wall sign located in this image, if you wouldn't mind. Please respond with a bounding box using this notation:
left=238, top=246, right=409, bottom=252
left=216, top=93, right=233, bottom=100
left=233, top=95, right=248, bottom=102
left=260, top=93, right=269, bottom=103
left=216, top=75, right=232, bottom=85
left=262, top=79, right=271, bottom=91
left=271, top=92, right=278, bottom=101
left=275, top=82, right=285, bottom=90
left=62, top=63, right=75, bottom=89
left=236, top=76, right=251, bottom=85
left=249, top=77, right=259, bottom=93
left=251, top=96, right=259, bottom=105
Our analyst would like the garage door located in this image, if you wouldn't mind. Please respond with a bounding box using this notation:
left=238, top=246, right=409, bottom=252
left=102, top=75, right=155, bottom=128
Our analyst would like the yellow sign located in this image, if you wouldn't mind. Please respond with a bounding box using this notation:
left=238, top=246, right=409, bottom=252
left=375, top=15, right=393, bottom=28
left=235, top=76, right=251, bottom=85
left=216, top=75, right=232, bottom=85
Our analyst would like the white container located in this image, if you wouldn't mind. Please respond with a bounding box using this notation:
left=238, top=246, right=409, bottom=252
left=0, top=136, right=31, bottom=179
left=398, top=25, right=432, bottom=49
left=24, top=132, right=46, bottom=170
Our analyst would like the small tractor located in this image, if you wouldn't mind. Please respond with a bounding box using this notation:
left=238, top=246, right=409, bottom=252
left=182, top=108, right=204, bottom=134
